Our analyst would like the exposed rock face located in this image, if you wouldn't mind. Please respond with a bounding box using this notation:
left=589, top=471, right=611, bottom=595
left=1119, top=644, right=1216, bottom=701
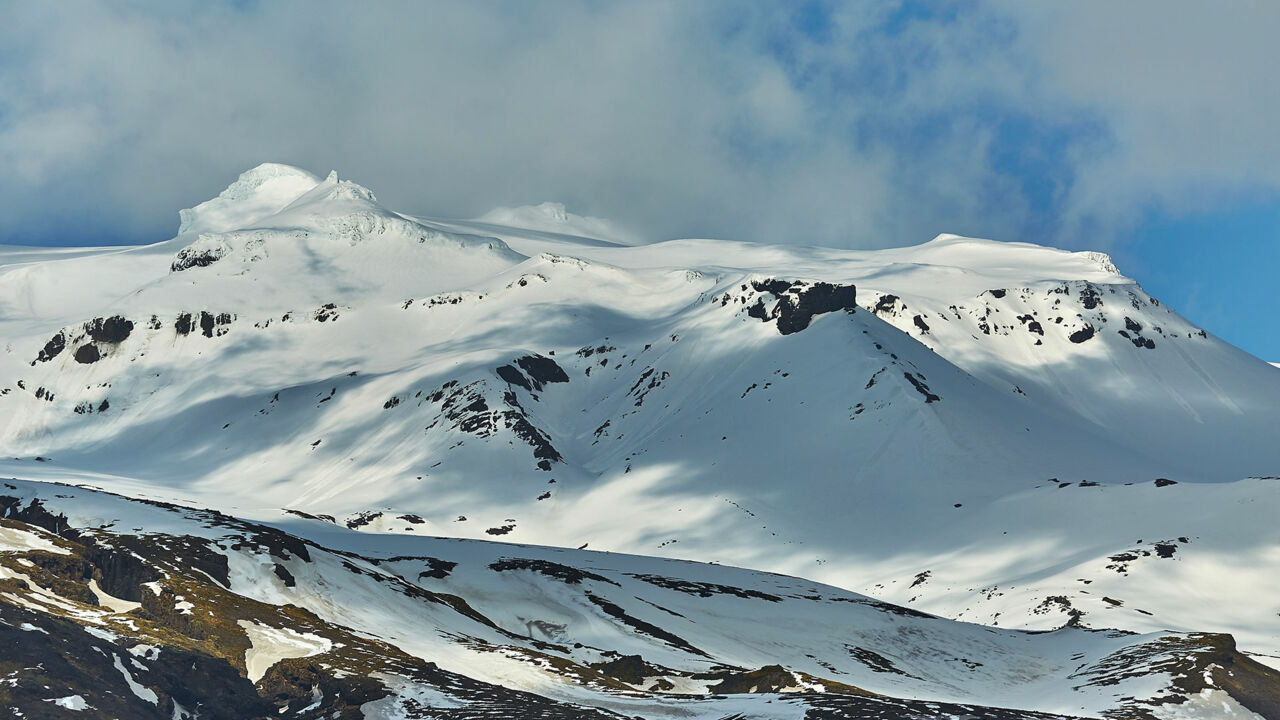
left=1069, top=324, right=1095, bottom=343
left=873, top=293, right=901, bottom=315
left=903, top=372, right=941, bottom=403
left=744, top=279, right=858, bottom=335
left=424, top=379, right=563, bottom=468
left=35, top=331, right=66, bottom=363
left=774, top=282, right=858, bottom=335
left=171, top=245, right=228, bottom=272
left=515, top=354, right=570, bottom=389
left=0, top=493, right=624, bottom=719
left=495, top=364, right=531, bottom=390
left=32, top=317, right=132, bottom=366
left=84, top=316, right=134, bottom=344
left=496, top=355, right=570, bottom=392
left=73, top=344, right=101, bottom=364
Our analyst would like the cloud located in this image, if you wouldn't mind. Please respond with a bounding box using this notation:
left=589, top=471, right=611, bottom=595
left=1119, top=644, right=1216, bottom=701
left=999, top=2, right=1280, bottom=234
left=0, top=1, right=1276, bottom=251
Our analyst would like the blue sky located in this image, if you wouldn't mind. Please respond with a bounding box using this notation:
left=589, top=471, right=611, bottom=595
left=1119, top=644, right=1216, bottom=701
left=0, top=1, right=1276, bottom=359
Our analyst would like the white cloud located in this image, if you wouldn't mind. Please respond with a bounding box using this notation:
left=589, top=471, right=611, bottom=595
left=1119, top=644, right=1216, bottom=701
left=998, top=1, right=1280, bottom=235
left=0, top=1, right=1275, bottom=251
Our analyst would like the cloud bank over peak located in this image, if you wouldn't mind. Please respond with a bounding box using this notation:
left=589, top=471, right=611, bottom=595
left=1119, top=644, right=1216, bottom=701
left=0, top=1, right=1277, bottom=255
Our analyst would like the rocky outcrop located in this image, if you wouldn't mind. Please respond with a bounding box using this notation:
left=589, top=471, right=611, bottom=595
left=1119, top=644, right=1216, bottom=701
left=84, top=316, right=134, bottom=344
left=737, top=279, right=858, bottom=335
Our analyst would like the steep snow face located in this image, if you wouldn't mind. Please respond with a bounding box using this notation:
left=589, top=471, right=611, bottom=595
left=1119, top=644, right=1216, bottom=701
left=0, top=165, right=1278, bottom=675
left=165, top=168, right=526, bottom=312
left=177, top=162, right=323, bottom=235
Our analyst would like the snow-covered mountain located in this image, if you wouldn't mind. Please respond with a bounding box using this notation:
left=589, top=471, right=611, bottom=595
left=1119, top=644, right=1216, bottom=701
left=1, top=164, right=1277, bottom=718
left=2, top=479, right=1275, bottom=718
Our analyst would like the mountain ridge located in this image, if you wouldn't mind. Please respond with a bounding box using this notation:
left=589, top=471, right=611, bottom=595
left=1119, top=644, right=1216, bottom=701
left=1, top=164, right=1277, bottom=717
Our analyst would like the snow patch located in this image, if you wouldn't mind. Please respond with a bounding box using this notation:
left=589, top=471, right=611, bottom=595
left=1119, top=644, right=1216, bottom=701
left=1151, top=688, right=1265, bottom=719
left=0, top=525, right=69, bottom=555
left=361, top=674, right=463, bottom=717
left=111, top=653, right=157, bottom=704
left=88, top=578, right=141, bottom=613
left=44, top=695, right=89, bottom=711
left=237, top=620, right=332, bottom=683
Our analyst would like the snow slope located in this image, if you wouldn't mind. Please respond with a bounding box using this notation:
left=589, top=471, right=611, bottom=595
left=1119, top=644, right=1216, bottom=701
left=1, top=478, right=1274, bottom=719
left=0, top=164, right=1278, bottom=700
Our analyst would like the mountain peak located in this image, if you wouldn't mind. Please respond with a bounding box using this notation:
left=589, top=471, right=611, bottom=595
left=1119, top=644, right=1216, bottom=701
left=177, top=163, right=322, bottom=235
left=274, top=169, right=378, bottom=216
left=915, top=233, right=1124, bottom=282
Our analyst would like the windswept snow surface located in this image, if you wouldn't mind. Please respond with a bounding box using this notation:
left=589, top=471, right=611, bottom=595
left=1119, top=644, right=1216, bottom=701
left=474, top=201, right=642, bottom=245
left=0, top=164, right=1277, bottom=690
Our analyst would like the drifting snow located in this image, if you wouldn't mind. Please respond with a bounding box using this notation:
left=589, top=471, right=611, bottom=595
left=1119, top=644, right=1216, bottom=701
left=475, top=201, right=641, bottom=245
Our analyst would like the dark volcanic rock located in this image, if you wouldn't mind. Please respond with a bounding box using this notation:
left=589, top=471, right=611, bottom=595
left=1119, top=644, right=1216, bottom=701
left=496, top=364, right=531, bottom=391
left=776, top=282, right=857, bottom=335
left=585, top=593, right=709, bottom=657
left=752, top=278, right=794, bottom=295
left=1068, top=325, right=1095, bottom=343
left=749, top=280, right=858, bottom=335
left=171, top=245, right=227, bottom=272
left=0, top=604, right=271, bottom=719
left=84, top=316, right=134, bottom=344
left=708, top=664, right=796, bottom=693
left=516, top=354, right=570, bottom=389
left=35, top=331, right=66, bottom=363
left=872, top=294, right=900, bottom=315
left=489, top=558, right=619, bottom=586
left=903, top=373, right=940, bottom=403
left=628, top=573, right=782, bottom=601
left=73, top=344, right=101, bottom=364
left=1078, top=285, right=1103, bottom=310
left=593, top=654, right=654, bottom=685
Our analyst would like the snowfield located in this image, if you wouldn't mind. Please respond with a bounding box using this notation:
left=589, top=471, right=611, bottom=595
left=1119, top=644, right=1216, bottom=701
left=0, top=164, right=1276, bottom=717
